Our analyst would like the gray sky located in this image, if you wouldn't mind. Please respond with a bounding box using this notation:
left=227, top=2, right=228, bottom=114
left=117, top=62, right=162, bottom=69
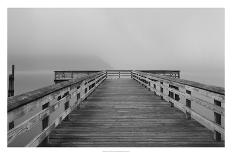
left=8, top=8, right=224, bottom=73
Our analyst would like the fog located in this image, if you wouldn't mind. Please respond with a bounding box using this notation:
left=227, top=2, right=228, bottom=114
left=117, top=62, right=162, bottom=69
left=8, top=8, right=224, bottom=88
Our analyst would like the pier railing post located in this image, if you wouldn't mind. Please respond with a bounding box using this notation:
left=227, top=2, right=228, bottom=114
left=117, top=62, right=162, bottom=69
left=185, top=111, right=191, bottom=120
left=214, top=130, right=222, bottom=141
left=8, top=65, right=14, bottom=97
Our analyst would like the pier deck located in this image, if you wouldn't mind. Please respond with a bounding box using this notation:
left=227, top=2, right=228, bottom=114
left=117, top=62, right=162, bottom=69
left=46, top=79, right=223, bottom=147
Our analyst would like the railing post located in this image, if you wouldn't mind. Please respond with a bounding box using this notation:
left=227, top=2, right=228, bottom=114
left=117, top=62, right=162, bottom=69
left=45, top=136, right=50, bottom=144
left=185, top=111, right=191, bottom=119
left=178, top=71, right=180, bottom=78
left=65, top=114, right=71, bottom=121
left=8, top=65, right=15, bottom=97
left=62, top=72, right=65, bottom=78
left=213, top=130, right=222, bottom=141
left=170, top=102, right=174, bottom=107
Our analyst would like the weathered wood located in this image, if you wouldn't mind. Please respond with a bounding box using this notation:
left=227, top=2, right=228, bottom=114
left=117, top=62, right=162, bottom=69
left=148, top=85, right=224, bottom=116
left=8, top=95, right=70, bottom=144
left=8, top=72, right=105, bottom=112
left=134, top=71, right=224, bottom=95
left=55, top=70, right=180, bottom=82
left=8, top=72, right=106, bottom=147
left=46, top=79, right=223, bottom=147
left=106, top=70, right=132, bottom=79
left=132, top=71, right=225, bottom=142
left=140, top=70, right=180, bottom=78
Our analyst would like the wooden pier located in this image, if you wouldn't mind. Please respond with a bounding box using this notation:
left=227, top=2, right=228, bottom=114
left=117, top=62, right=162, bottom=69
left=46, top=79, right=222, bottom=147
left=7, top=70, right=224, bottom=147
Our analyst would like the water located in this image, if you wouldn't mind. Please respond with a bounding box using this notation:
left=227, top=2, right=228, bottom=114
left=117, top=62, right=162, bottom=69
left=181, top=70, right=224, bottom=88
left=13, top=70, right=54, bottom=96
left=11, top=70, right=224, bottom=96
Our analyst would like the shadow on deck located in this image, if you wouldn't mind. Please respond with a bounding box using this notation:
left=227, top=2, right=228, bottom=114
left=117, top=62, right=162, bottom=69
left=44, top=79, right=224, bottom=147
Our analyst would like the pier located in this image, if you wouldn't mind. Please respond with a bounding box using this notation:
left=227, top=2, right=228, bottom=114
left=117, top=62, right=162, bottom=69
left=7, top=70, right=224, bottom=147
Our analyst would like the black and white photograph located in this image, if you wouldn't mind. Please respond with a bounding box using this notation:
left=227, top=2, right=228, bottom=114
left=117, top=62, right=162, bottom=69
left=1, top=0, right=232, bottom=154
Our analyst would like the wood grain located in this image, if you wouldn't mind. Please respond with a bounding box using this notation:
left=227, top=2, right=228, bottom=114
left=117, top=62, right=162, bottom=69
left=45, top=79, right=224, bottom=147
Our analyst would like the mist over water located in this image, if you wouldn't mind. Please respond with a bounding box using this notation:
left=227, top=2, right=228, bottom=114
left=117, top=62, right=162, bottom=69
left=8, top=9, right=225, bottom=95
left=13, top=71, right=53, bottom=95
left=181, top=70, right=224, bottom=87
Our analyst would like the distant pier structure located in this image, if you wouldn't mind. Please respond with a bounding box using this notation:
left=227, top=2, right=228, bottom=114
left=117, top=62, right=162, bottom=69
left=7, top=70, right=224, bottom=147
left=8, top=65, right=15, bottom=97
left=54, top=70, right=180, bottom=83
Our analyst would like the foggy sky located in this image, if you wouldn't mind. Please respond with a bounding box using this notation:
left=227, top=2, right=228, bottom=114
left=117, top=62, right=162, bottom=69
left=8, top=8, right=224, bottom=73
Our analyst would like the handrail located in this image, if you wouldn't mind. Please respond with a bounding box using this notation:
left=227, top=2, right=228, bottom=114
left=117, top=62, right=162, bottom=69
left=138, top=70, right=180, bottom=78
left=106, top=70, right=132, bottom=79
left=7, top=71, right=107, bottom=147
left=132, top=70, right=224, bottom=141
left=54, top=70, right=101, bottom=82
left=8, top=71, right=105, bottom=112
left=135, top=71, right=224, bottom=95
left=54, top=70, right=181, bottom=81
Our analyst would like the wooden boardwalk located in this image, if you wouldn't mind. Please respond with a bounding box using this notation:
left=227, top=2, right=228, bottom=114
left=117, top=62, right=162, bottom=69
left=45, top=79, right=223, bottom=147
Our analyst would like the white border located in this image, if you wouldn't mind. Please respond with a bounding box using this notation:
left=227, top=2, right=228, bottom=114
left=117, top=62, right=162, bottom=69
left=1, top=0, right=231, bottom=155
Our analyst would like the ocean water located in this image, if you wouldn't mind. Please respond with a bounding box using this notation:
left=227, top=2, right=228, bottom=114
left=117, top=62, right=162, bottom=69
left=181, top=70, right=224, bottom=88
left=11, top=70, right=224, bottom=96
left=12, top=71, right=54, bottom=96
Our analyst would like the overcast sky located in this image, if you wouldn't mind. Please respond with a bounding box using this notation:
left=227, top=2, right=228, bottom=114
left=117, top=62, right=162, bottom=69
left=8, top=8, right=224, bottom=73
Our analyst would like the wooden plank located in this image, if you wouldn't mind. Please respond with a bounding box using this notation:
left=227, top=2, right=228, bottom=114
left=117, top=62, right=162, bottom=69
left=45, top=79, right=223, bottom=147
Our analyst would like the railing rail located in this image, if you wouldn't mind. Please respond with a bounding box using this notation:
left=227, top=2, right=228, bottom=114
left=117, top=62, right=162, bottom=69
left=106, top=70, right=132, bottom=79
left=54, top=70, right=181, bottom=81
left=138, top=70, right=180, bottom=78
left=7, top=71, right=107, bottom=147
left=54, top=70, right=100, bottom=83
left=132, top=70, right=224, bottom=141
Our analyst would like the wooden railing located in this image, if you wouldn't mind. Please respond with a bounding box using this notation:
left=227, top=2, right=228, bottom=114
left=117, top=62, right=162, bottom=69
left=139, top=70, right=180, bottom=78
left=106, top=70, right=132, bottom=79
left=132, top=71, right=225, bottom=141
left=7, top=71, right=106, bottom=147
left=54, top=70, right=180, bottom=82
left=54, top=70, right=100, bottom=83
